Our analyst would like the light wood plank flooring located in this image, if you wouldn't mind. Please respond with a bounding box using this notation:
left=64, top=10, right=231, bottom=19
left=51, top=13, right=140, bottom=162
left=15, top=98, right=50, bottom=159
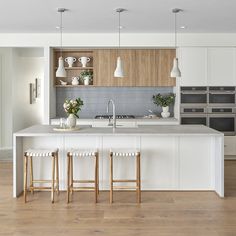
left=0, top=160, right=236, bottom=236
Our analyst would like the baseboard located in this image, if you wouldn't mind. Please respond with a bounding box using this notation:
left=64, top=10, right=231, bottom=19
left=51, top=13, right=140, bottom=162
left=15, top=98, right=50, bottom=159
left=225, top=155, right=236, bottom=160
left=0, top=147, right=13, bottom=161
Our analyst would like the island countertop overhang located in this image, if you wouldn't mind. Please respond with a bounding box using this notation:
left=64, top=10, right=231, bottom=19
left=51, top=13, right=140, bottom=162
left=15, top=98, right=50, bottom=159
left=14, top=124, right=223, bottom=137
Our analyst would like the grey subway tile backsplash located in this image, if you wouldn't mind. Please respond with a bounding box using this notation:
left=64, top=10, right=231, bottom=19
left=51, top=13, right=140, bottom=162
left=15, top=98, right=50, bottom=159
left=56, top=87, right=174, bottom=118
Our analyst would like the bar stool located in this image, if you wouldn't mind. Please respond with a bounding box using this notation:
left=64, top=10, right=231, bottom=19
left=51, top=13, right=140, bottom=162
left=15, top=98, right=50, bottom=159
left=67, top=150, right=99, bottom=203
left=24, top=148, right=59, bottom=203
left=109, top=150, right=141, bottom=204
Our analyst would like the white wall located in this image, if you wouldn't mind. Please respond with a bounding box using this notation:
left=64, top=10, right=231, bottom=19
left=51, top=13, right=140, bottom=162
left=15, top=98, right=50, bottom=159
left=12, top=48, right=44, bottom=133
left=0, top=48, right=13, bottom=150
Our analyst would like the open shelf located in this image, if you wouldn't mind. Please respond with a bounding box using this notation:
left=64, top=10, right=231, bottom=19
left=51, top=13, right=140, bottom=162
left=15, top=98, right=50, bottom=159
left=54, top=67, right=93, bottom=70
left=55, top=85, right=95, bottom=88
left=53, top=49, right=94, bottom=87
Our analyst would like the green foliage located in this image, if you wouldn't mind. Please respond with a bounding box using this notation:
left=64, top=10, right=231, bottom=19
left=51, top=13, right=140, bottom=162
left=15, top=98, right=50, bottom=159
left=80, top=70, right=93, bottom=79
left=63, top=98, right=84, bottom=118
left=152, top=93, right=175, bottom=107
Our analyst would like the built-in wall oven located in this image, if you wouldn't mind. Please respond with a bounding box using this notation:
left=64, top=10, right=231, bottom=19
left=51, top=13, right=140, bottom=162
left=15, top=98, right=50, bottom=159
left=208, top=107, right=236, bottom=135
left=181, top=87, right=207, bottom=105
left=180, top=107, right=207, bottom=125
left=180, top=86, right=236, bottom=136
left=209, top=87, right=235, bottom=106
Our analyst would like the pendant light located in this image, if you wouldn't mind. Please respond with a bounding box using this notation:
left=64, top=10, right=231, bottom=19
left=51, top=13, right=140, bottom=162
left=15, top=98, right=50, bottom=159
left=170, top=8, right=182, bottom=78
left=56, top=8, right=67, bottom=78
left=114, top=8, right=125, bottom=78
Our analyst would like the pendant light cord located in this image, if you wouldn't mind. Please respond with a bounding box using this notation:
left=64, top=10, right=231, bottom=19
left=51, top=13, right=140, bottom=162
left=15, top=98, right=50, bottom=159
left=119, top=11, right=121, bottom=49
left=174, top=12, right=177, bottom=49
left=60, top=11, right=63, bottom=57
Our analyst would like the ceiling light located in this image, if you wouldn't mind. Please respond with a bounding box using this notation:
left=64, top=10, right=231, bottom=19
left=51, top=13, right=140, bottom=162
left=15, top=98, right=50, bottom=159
left=114, top=8, right=126, bottom=78
left=170, top=8, right=183, bottom=78
left=180, top=26, right=186, bottom=29
left=56, top=8, right=67, bottom=78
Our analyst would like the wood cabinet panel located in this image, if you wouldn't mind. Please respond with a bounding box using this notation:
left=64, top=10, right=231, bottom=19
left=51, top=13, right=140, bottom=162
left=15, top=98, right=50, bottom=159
left=157, top=49, right=176, bottom=86
left=93, top=49, right=112, bottom=86
left=92, top=49, right=175, bottom=87
left=135, top=50, right=157, bottom=86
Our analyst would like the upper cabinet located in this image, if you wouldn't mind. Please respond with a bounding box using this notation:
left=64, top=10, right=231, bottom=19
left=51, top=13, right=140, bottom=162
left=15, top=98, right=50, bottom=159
left=93, top=49, right=176, bottom=87
left=157, top=49, right=176, bottom=87
left=207, top=48, right=236, bottom=86
left=179, top=47, right=236, bottom=86
left=135, top=49, right=157, bottom=86
left=179, top=48, right=208, bottom=86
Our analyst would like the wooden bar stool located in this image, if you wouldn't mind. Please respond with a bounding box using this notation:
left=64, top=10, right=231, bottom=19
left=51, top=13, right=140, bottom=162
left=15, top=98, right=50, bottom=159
left=109, top=150, right=141, bottom=204
left=24, top=148, right=59, bottom=203
left=67, top=150, right=99, bottom=203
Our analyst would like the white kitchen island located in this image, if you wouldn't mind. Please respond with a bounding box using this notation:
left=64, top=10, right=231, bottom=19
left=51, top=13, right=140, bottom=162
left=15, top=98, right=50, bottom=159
left=13, top=125, right=224, bottom=198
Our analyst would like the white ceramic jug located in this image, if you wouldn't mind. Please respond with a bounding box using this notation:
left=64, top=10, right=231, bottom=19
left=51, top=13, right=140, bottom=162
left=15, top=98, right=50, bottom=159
left=71, top=77, right=79, bottom=86
left=79, top=57, right=90, bottom=67
left=65, top=57, right=76, bottom=67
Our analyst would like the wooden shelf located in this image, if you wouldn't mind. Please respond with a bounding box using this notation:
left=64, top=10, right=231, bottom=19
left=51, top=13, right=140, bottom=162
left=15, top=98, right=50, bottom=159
left=55, top=85, right=94, bottom=88
left=54, top=67, right=93, bottom=70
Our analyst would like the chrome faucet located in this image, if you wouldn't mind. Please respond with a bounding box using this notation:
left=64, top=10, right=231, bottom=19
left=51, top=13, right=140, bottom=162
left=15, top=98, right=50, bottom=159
left=107, top=99, right=116, bottom=129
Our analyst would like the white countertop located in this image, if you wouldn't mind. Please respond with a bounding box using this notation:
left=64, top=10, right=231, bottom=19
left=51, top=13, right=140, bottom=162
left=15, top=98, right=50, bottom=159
left=14, top=124, right=223, bottom=137
left=51, top=117, right=179, bottom=125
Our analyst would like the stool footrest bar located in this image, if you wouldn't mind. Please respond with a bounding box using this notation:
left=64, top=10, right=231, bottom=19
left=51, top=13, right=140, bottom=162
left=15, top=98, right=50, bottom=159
left=113, top=179, right=137, bottom=183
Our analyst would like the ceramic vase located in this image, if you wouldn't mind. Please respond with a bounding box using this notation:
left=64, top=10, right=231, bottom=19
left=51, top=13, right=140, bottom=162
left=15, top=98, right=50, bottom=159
left=67, top=114, right=76, bottom=128
left=83, top=76, right=90, bottom=85
left=161, top=106, right=170, bottom=118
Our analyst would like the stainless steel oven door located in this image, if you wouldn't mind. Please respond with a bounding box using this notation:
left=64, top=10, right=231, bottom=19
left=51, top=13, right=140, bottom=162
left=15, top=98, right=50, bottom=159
left=181, top=92, right=207, bottom=105
left=181, top=114, right=207, bottom=126
left=208, top=92, right=235, bottom=106
left=208, top=114, right=235, bottom=136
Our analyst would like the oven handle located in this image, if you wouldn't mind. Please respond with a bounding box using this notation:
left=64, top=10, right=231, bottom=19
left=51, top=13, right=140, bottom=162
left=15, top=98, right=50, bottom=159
left=209, top=91, right=235, bottom=95
left=181, top=91, right=207, bottom=95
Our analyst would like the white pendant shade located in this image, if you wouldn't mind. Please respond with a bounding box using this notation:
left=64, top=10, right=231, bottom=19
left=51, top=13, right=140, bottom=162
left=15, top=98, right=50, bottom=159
left=170, top=58, right=181, bottom=78
left=114, top=57, right=124, bottom=77
left=56, top=57, right=66, bottom=77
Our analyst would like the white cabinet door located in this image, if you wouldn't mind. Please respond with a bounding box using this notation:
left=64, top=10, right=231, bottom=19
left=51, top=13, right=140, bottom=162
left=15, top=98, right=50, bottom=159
left=224, top=136, right=236, bottom=155
left=208, top=48, right=236, bottom=86
left=179, top=47, right=207, bottom=86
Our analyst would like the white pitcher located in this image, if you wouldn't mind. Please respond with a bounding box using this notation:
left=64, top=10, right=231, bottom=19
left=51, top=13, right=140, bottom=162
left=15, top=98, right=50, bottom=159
left=79, top=57, right=90, bottom=67
left=71, top=77, right=79, bottom=85
left=65, top=57, right=76, bottom=67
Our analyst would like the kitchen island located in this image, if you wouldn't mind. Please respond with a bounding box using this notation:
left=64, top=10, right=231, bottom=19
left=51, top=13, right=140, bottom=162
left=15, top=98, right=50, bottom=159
left=13, top=125, right=224, bottom=197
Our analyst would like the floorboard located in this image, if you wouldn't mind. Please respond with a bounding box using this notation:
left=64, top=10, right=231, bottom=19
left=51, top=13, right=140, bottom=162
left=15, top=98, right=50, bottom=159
left=0, top=160, right=236, bottom=236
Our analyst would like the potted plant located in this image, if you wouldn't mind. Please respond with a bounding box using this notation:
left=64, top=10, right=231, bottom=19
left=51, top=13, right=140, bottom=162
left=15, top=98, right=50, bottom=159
left=63, top=98, right=84, bottom=128
left=152, top=93, right=175, bottom=118
left=80, top=70, right=93, bottom=85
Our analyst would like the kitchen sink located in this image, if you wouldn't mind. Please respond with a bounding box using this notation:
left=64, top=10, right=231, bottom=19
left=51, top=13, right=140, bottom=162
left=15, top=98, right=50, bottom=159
left=92, top=123, right=138, bottom=128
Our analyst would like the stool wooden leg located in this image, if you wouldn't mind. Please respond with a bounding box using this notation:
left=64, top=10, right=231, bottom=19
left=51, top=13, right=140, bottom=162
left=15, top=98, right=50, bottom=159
left=24, top=155, right=28, bottom=203
left=95, top=153, right=98, bottom=203
left=136, top=152, right=141, bottom=204
left=97, top=153, right=99, bottom=196
left=70, top=155, right=73, bottom=195
left=51, top=155, right=55, bottom=203
left=67, top=153, right=71, bottom=203
left=55, top=153, right=59, bottom=195
left=29, top=156, right=34, bottom=195
left=110, top=152, right=113, bottom=204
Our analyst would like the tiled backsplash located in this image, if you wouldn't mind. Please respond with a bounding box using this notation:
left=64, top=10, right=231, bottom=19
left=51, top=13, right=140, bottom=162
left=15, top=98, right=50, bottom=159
left=56, top=87, right=174, bottom=118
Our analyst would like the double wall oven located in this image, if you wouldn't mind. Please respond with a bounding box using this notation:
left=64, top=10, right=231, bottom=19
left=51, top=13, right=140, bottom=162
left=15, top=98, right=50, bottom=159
left=180, top=86, right=236, bottom=135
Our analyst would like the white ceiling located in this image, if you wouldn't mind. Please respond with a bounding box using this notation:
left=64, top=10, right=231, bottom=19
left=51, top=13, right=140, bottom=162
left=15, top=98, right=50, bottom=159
left=0, top=0, right=235, bottom=33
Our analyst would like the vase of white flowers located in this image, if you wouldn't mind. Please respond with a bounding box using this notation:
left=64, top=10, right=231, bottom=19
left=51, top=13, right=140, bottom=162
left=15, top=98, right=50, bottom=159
left=152, top=93, right=175, bottom=118
left=63, top=98, right=84, bottom=128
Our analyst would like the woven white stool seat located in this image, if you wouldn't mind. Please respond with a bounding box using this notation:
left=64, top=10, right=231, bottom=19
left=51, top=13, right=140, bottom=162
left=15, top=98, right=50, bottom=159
left=68, top=149, right=97, bottom=157
left=25, top=148, right=58, bottom=157
left=111, top=150, right=140, bottom=157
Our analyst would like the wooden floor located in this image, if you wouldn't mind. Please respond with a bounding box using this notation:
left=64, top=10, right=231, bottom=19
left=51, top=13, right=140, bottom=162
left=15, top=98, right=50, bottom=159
left=0, top=161, right=236, bottom=236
